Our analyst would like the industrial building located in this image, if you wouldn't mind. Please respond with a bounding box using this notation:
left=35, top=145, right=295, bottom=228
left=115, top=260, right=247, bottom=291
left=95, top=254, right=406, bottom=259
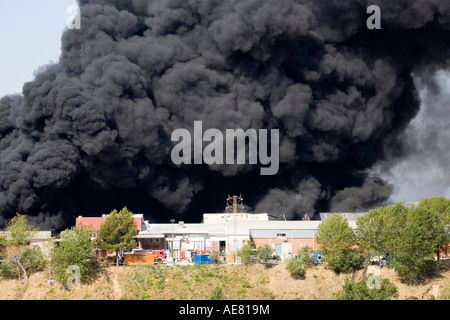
left=76, top=213, right=145, bottom=237
left=75, top=208, right=361, bottom=262
left=0, top=230, right=52, bottom=258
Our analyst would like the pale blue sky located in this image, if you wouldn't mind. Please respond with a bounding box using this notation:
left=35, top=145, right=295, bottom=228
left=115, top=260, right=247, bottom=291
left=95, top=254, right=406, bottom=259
left=0, top=0, right=77, bottom=97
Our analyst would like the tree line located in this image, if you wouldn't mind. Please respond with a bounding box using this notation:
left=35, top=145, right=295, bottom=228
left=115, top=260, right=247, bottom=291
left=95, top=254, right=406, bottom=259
left=1, top=197, right=449, bottom=296
left=0, top=207, right=137, bottom=292
left=315, top=197, right=450, bottom=286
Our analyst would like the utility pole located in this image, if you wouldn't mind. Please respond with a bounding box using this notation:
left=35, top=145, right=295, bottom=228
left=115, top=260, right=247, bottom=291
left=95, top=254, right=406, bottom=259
left=226, top=194, right=244, bottom=262
left=170, top=219, right=175, bottom=260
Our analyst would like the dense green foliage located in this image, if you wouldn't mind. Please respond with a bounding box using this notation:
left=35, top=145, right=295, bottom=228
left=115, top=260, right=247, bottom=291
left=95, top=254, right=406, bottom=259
left=315, top=214, right=362, bottom=275
left=97, top=207, right=138, bottom=266
left=286, top=245, right=316, bottom=279
left=355, top=198, right=450, bottom=284
left=416, top=197, right=450, bottom=258
left=0, top=214, right=44, bottom=282
left=236, top=240, right=255, bottom=264
left=256, top=244, right=275, bottom=266
left=51, top=225, right=98, bottom=286
left=286, top=257, right=306, bottom=279
left=356, top=203, right=408, bottom=261
left=392, top=205, right=444, bottom=284
left=336, top=276, right=398, bottom=300
left=0, top=247, right=46, bottom=279
left=297, top=245, right=315, bottom=265
left=317, top=198, right=449, bottom=286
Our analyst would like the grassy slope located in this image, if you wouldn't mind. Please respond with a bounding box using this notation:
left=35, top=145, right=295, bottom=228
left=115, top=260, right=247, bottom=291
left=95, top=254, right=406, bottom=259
left=0, top=262, right=449, bottom=300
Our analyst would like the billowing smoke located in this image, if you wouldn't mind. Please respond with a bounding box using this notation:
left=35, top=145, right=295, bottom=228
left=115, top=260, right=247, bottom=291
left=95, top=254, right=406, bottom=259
left=375, top=70, right=450, bottom=202
left=1, top=0, right=450, bottom=230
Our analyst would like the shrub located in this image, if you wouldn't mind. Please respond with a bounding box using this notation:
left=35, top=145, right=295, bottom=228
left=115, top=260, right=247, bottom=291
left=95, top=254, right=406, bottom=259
left=335, top=277, right=398, bottom=300
left=209, top=250, right=219, bottom=264
left=298, top=245, right=315, bottom=265
left=0, top=247, right=46, bottom=279
left=236, top=240, right=255, bottom=264
left=286, top=257, right=306, bottom=279
left=21, top=247, right=46, bottom=274
left=256, top=244, right=275, bottom=266
left=210, top=286, right=224, bottom=300
left=393, top=259, right=438, bottom=285
left=51, top=226, right=98, bottom=286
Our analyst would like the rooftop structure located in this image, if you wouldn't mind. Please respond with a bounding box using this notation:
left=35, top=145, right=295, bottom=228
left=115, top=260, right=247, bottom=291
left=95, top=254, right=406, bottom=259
left=319, top=212, right=368, bottom=221
left=202, top=212, right=269, bottom=224
left=404, top=201, right=420, bottom=208
left=76, top=214, right=145, bottom=232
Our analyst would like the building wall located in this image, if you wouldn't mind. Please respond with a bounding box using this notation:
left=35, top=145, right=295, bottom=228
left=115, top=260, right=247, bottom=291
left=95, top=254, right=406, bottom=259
left=76, top=215, right=143, bottom=232
left=0, top=231, right=53, bottom=259
left=139, top=238, right=164, bottom=250
left=249, top=228, right=322, bottom=257
left=253, top=238, right=317, bottom=252
left=225, top=234, right=250, bottom=253
left=205, top=237, right=226, bottom=253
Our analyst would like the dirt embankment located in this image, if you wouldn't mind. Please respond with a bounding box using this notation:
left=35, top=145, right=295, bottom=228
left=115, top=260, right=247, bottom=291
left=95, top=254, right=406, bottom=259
left=0, top=262, right=449, bottom=300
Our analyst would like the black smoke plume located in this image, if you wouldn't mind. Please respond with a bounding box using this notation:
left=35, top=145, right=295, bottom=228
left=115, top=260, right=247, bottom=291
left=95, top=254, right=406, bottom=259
left=1, top=0, right=450, bottom=230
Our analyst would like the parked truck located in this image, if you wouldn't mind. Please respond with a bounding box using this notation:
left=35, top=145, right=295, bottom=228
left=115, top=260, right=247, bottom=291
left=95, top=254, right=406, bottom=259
left=125, top=249, right=167, bottom=264
left=151, top=250, right=166, bottom=263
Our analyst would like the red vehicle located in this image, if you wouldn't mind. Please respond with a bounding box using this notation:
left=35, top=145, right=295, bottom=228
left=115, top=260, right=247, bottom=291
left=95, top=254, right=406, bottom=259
left=150, top=250, right=166, bottom=263
left=93, top=248, right=108, bottom=258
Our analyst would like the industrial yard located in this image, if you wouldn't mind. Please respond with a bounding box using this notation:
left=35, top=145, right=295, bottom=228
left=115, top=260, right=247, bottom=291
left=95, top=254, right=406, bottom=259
left=1, top=196, right=449, bottom=300
left=0, top=262, right=449, bottom=300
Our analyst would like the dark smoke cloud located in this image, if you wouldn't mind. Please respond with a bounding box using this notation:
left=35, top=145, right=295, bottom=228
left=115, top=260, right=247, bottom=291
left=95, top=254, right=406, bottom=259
left=1, top=0, right=450, bottom=230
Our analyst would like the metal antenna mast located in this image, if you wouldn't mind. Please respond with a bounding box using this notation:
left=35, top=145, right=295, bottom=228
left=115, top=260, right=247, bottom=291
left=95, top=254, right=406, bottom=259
left=226, top=194, right=244, bottom=257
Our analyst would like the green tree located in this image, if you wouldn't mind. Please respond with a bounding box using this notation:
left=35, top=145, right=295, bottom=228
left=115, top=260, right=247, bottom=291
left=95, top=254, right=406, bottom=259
left=380, top=203, right=409, bottom=258
left=315, top=213, right=362, bottom=290
left=51, top=225, right=97, bottom=287
left=393, top=206, right=445, bottom=284
left=256, top=244, right=275, bottom=267
left=97, top=207, right=138, bottom=266
left=417, top=197, right=450, bottom=259
left=356, top=203, right=408, bottom=264
left=417, top=196, right=450, bottom=224
left=0, top=214, right=41, bottom=284
left=236, top=240, right=255, bottom=264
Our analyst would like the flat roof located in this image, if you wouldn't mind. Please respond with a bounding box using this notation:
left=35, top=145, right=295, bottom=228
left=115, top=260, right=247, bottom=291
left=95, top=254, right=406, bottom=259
left=138, top=220, right=358, bottom=237
left=138, top=223, right=226, bottom=236
left=250, top=229, right=317, bottom=239
left=319, top=212, right=367, bottom=221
